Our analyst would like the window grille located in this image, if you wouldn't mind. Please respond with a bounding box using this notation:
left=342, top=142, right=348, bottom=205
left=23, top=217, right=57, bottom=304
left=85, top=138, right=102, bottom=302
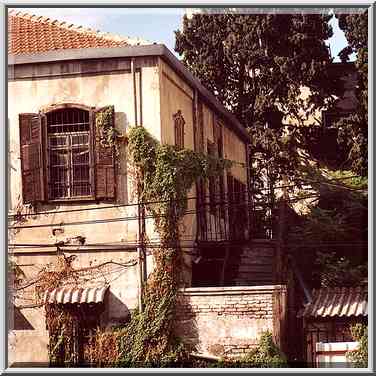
left=47, top=108, right=92, bottom=199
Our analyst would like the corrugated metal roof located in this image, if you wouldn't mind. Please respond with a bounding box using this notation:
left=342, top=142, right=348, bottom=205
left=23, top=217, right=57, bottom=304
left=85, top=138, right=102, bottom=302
left=44, top=285, right=109, bottom=305
left=298, top=287, right=367, bottom=318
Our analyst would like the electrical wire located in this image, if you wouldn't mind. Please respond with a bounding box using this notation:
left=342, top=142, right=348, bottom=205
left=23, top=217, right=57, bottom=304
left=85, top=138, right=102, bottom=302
left=7, top=174, right=365, bottom=220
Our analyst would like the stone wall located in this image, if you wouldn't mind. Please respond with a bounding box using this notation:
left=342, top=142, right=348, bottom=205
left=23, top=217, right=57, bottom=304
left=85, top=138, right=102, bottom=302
left=175, top=285, right=287, bottom=358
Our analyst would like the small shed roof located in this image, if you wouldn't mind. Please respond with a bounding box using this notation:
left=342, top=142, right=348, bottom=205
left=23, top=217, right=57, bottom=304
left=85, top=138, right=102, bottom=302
left=44, top=285, right=109, bottom=305
left=297, top=287, right=367, bottom=318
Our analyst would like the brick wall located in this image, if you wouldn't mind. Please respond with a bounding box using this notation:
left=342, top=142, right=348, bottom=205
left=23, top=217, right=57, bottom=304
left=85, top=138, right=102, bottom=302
left=174, top=285, right=287, bottom=358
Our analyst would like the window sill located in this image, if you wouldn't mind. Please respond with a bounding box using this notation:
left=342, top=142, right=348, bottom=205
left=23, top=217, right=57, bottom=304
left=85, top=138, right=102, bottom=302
left=46, top=196, right=97, bottom=204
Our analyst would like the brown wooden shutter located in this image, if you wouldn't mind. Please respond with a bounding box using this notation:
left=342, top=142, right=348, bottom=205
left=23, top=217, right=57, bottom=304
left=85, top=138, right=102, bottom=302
left=94, top=106, right=116, bottom=200
left=19, top=113, right=45, bottom=204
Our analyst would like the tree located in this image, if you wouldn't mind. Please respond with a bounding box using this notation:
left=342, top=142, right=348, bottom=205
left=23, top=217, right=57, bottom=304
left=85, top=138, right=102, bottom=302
left=334, top=10, right=368, bottom=175
left=175, top=10, right=336, bottom=182
left=287, top=167, right=368, bottom=288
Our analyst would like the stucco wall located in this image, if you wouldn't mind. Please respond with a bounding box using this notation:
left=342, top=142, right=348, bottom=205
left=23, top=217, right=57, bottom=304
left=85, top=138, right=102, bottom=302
left=8, top=248, right=153, bottom=365
left=8, top=57, right=161, bottom=245
left=158, top=58, right=248, bottom=283
left=8, top=57, right=160, bottom=366
left=175, top=285, right=287, bottom=358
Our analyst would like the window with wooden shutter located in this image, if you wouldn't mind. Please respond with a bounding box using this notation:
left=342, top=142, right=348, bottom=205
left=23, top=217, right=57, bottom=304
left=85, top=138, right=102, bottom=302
left=94, top=106, right=116, bottom=200
left=19, top=113, right=45, bottom=203
left=19, top=104, right=117, bottom=203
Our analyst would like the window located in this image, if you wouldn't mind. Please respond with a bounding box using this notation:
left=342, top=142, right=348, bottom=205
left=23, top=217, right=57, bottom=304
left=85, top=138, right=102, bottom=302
left=207, top=142, right=216, bottom=213
left=47, top=108, right=92, bottom=199
left=173, top=110, right=185, bottom=149
left=227, top=174, right=247, bottom=240
left=19, top=104, right=116, bottom=204
left=215, top=121, right=225, bottom=217
left=207, top=121, right=225, bottom=216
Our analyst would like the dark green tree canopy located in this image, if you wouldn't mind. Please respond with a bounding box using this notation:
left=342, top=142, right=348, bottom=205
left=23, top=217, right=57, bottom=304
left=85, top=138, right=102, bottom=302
left=333, top=10, right=368, bottom=176
left=176, top=12, right=333, bottom=129
left=175, top=11, right=336, bottom=181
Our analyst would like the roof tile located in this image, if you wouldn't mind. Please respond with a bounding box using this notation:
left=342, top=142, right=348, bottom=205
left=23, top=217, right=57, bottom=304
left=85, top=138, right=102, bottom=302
left=298, top=287, right=368, bottom=318
left=8, top=10, right=150, bottom=55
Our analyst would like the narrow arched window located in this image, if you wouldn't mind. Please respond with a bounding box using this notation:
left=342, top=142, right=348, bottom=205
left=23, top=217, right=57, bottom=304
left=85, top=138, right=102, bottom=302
left=173, top=110, right=185, bottom=149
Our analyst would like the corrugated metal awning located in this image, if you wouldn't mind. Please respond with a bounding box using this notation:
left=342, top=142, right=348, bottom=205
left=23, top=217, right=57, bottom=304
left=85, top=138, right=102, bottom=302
left=297, top=287, right=367, bottom=318
left=44, top=285, right=109, bottom=305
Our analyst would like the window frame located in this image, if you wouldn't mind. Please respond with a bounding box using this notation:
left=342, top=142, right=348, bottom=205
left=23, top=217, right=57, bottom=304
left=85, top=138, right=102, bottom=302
left=43, top=104, right=96, bottom=202
left=173, top=110, right=185, bottom=149
left=19, top=103, right=116, bottom=205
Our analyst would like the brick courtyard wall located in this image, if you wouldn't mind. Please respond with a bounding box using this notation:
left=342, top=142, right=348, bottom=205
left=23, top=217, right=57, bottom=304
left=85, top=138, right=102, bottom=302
left=174, top=285, right=287, bottom=358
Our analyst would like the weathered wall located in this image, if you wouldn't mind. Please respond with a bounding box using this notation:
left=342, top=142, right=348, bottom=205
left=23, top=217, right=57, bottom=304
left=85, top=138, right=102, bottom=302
left=159, top=59, right=196, bottom=284
left=8, top=248, right=150, bottom=365
left=8, top=57, right=160, bottom=366
left=158, top=58, right=248, bottom=284
left=8, top=57, right=161, bottom=245
left=175, top=285, right=287, bottom=358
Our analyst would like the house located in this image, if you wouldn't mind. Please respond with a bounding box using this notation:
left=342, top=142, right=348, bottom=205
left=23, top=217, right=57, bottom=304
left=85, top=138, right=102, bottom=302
left=8, top=11, right=287, bottom=366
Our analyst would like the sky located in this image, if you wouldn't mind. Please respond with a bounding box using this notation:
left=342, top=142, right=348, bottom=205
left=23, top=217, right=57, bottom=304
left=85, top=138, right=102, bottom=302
left=12, top=7, right=354, bottom=62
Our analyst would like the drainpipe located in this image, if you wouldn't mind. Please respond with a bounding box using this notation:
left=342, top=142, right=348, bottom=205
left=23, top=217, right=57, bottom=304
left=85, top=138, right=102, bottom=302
left=245, top=143, right=252, bottom=240
left=132, top=57, right=143, bottom=313
left=131, top=58, right=138, bottom=127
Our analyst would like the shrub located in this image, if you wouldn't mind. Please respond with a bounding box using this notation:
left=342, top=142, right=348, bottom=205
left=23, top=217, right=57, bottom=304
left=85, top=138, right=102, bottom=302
left=347, top=324, right=368, bottom=368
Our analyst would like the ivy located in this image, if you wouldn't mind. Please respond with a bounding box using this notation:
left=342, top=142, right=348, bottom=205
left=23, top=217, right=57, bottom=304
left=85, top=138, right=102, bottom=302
left=95, top=105, right=121, bottom=157
left=113, top=126, right=232, bottom=366
left=40, top=126, right=231, bottom=367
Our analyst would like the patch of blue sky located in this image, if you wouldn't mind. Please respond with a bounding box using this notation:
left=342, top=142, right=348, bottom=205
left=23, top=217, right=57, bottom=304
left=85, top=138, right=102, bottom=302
left=12, top=7, right=355, bottom=61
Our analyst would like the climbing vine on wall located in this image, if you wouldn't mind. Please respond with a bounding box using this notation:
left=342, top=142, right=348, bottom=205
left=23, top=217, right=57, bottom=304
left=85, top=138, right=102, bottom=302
left=112, top=126, right=232, bottom=366
left=39, top=126, right=231, bottom=367
left=95, top=105, right=121, bottom=157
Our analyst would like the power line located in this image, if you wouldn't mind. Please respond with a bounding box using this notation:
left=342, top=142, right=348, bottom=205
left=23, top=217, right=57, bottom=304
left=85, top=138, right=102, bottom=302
left=7, top=189, right=365, bottom=231
left=7, top=174, right=365, bottom=220
left=8, top=198, right=257, bottom=230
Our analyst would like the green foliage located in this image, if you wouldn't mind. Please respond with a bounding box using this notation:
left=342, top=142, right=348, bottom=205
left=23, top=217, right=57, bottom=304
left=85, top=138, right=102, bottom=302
left=239, top=331, right=288, bottom=368
left=347, top=324, right=368, bottom=368
left=128, top=126, right=232, bottom=223
left=288, top=167, right=367, bottom=287
left=314, top=252, right=367, bottom=287
left=175, top=11, right=335, bottom=182
left=115, top=126, right=232, bottom=366
left=206, top=331, right=288, bottom=368
left=334, top=11, right=368, bottom=175
left=95, top=105, right=121, bottom=156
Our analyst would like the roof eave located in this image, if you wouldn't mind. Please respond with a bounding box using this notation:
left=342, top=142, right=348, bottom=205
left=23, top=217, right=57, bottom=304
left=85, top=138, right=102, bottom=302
left=8, top=44, right=249, bottom=143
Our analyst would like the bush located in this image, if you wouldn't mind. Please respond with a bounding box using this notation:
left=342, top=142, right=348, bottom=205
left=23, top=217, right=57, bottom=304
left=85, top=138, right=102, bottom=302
left=347, top=324, right=368, bottom=368
left=239, top=331, right=288, bottom=368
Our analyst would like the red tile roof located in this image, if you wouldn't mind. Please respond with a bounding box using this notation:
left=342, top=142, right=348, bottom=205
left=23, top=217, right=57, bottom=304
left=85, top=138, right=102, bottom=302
left=8, top=10, right=150, bottom=55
